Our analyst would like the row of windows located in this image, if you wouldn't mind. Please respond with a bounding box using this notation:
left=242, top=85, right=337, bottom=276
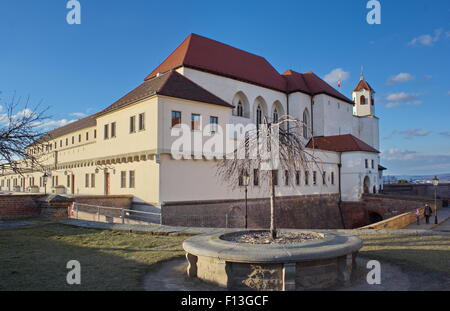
left=171, top=111, right=219, bottom=132
left=120, top=171, right=135, bottom=188
left=239, top=169, right=335, bottom=187
left=29, top=129, right=98, bottom=155
left=365, top=159, right=375, bottom=169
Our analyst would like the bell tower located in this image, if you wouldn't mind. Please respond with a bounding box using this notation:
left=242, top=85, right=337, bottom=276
left=352, top=71, right=375, bottom=117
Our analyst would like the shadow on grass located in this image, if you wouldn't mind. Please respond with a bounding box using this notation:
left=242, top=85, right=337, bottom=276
left=0, top=224, right=186, bottom=291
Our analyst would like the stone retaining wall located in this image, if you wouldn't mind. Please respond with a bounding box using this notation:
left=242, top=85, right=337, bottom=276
left=0, top=195, right=42, bottom=220
left=162, top=194, right=343, bottom=229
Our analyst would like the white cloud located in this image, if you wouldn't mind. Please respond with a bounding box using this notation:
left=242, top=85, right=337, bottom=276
left=448, top=91, right=450, bottom=95
left=385, top=102, right=401, bottom=109
left=34, top=119, right=76, bottom=130
left=406, top=101, right=424, bottom=106
left=388, top=73, right=414, bottom=84
left=386, top=92, right=419, bottom=102
left=409, top=29, right=443, bottom=46
left=384, top=128, right=431, bottom=140
left=70, top=112, right=86, bottom=118
left=381, top=148, right=450, bottom=175
left=423, top=75, right=433, bottom=80
left=323, top=68, right=350, bottom=86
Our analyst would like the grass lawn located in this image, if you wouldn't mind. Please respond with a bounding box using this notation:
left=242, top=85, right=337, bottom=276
left=356, top=233, right=450, bottom=275
left=0, top=223, right=187, bottom=291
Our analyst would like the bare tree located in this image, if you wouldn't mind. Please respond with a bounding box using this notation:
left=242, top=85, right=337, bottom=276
left=0, top=92, right=48, bottom=174
left=217, top=116, right=319, bottom=239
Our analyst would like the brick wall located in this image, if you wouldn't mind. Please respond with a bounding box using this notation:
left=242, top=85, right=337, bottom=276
left=341, top=194, right=443, bottom=229
left=162, top=194, right=343, bottom=229
left=74, top=195, right=133, bottom=209
left=0, top=195, right=42, bottom=220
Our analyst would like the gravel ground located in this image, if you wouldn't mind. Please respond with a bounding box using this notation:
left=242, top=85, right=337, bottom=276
left=221, top=230, right=323, bottom=244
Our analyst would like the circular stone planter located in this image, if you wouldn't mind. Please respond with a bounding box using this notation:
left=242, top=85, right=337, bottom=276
left=183, top=230, right=363, bottom=291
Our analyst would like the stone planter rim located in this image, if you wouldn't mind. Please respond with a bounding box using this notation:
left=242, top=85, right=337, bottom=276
left=183, top=229, right=363, bottom=264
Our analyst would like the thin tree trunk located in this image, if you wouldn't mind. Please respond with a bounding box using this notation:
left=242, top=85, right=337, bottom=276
left=270, top=170, right=277, bottom=239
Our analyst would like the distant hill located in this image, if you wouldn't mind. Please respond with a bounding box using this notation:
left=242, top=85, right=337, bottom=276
left=384, top=173, right=450, bottom=183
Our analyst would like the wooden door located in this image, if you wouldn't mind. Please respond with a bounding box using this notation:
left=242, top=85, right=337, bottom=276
left=104, top=173, right=110, bottom=195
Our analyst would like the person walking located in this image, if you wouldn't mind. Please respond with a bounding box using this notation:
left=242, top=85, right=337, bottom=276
left=415, top=208, right=421, bottom=225
left=424, top=204, right=433, bottom=224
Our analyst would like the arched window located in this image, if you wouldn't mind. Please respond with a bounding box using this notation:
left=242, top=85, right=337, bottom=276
left=360, top=95, right=366, bottom=105
left=256, top=105, right=263, bottom=128
left=302, top=109, right=309, bottom=139
left=273, top=108, right=279, bottom=123
left=237, top=101, right=243, bottom=117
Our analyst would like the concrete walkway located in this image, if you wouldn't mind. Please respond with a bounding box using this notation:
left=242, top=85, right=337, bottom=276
left=406, top=208, right=450, bottom=231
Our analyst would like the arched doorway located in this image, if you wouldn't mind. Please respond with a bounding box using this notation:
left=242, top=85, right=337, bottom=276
left=369, top=212, right=383, bottom=224
left=363, top=176, right=370, bottom=194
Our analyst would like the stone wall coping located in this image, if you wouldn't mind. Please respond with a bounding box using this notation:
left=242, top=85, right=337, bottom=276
left=364, top=194, right=442, bottom=202
left=183, top=230, right=363, bottom=263
left=162, top=194, right=338, bottom=206
left=60, top=218, right=450, bottom=237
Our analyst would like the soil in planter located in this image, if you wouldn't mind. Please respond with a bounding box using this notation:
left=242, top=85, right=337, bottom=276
left=221, top=230, right=324, bottom=245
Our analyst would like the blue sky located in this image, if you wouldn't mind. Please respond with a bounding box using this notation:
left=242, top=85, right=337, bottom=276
left=0, top=0, right=449, bottom=175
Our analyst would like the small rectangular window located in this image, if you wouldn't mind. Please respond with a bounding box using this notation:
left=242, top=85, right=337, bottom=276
left=121, top=171, right=126, bottom=188
left=322, top=172, right=327, bottom=185
left=305, top=171, right=309, bottom=185
left=72, top=136, right=75, bottom=144
left=111, top=122, right=116, bottom=138
left=94, top=129, right=97, bottom=139
left=91, top=174, right=95, bottom=188
left=272, top=170, right=278, bottom=186
left=191, top=114, right=201, bottom=131
left=67, top=175, right=71, bottom=187
left=104, top=124, right=109, bottom=139
left=253, top=169, right=259, bottom=186
left=331, top=172, right=335, bottom=185
left=313, top=171, right=317, bottom=185
left=371, top=160, right=374, bottom=169
left=296, top=171, right=300, bottom=185
left=85, top=174, right=89, bottom=188
left=86, top=132, right=89, bottom=141
left=285, top=170, right=289, bottom=186
left=210, top=116, right=218, bottom=133
left=129, top=171, right=135, bottom=188
left=79, top=134, right=82, bottom=143
left=172, top=111, right=181, bottom=127
left=365, top=159, right=369, bottom=169
left=66, top=138, right=68, bottom=146
left=139, top=113, right=145, bottom=131
left=130, top=116, right=136, bottom=133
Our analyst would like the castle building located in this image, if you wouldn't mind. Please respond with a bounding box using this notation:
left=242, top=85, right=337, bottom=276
left=0, top=34, right=383, bottom=218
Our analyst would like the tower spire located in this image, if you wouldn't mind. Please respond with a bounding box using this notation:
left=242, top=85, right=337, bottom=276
left=360, top=65, right=365, bottom=81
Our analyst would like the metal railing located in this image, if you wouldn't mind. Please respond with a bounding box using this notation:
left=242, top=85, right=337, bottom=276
left=71, top=202, right=162, bottom=225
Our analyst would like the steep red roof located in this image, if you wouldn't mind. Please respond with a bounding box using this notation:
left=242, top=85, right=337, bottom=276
left=145, top=34, right=287, bottom=91
left=353, top=79, right=374, bottom=92
left=98, top=70, right=233, bottom=116
left=306, top=134, right=379, bottom=153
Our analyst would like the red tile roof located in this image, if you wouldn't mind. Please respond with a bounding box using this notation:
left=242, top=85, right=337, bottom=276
left=145, top=34, right=287, bottom=91
left=145, top=34, right=354, bottom=104
left=45, top=115, right=97, bottom=141
left=98, top=70, right=233, bottom=116
left=353, top=79, right=374, bottom=92
left=283, top=70, right=354, bottom=104
left=306, top=134, right=379, bottom=153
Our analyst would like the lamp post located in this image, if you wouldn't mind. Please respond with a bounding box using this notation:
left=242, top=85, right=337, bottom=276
left=42, top=172, right=49, bottom=195
left=243, top=170, right=250, bottom=229
left=433, top=176, right=439, bottom=225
